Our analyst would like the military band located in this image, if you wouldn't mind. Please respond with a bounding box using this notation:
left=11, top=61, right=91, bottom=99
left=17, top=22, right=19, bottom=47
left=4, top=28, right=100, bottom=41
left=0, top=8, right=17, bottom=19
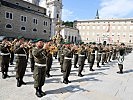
left=0, top=36, right=132, bottom=98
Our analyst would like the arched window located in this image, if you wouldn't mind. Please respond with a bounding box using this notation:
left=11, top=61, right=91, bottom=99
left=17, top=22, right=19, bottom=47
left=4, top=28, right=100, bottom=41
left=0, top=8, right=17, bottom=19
left=44, top=30, right=47, bottom=33
left=33, top=28, right=37, bottom=32
left=21, top=26, right=26, bottom=31
left=5, top=24, right=12, bottom=29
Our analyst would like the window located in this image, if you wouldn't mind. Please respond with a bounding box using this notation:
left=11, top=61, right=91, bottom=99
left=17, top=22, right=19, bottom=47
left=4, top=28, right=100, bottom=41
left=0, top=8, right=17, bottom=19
left=44, top=21, right=48, bottom=26
left=33, top=28, right=37, bottom=32
left=5, top=24, right=12, bottom=29
left=118, top=26, right=121, bottom=30
left=5, top=12, right=13, bottom=20
left=57, top=14, right=59, bottom=18
left=44, top=30, right=47, bottom=33
left=20, top=15, right=27, bottom=22
left=92, top=26, right=96, bottom=29
left=21, top=26, right=26, bottom=31
left=33, top=18, right=38, bottom=24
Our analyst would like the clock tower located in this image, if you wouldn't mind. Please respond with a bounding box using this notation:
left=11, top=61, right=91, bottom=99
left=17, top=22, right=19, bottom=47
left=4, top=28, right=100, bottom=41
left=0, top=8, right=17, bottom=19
left=45, top=0, right=63, bottom=37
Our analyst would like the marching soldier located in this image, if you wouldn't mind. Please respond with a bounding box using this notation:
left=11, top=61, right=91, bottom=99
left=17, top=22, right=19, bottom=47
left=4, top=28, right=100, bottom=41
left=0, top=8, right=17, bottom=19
left=73, top=45, right=79, bottom=68
left=32, top=39, right=47, bottom=97
left=117, top=43, right=125, bottom=74
left=96, top=43, right=102, bottom=68
left=62, top=42, right=73, bottom=84
left=59, top=44, right=65, bottom=73
left=89, top=42, right=96, bottom=71
left=29, top=40, right=35, bottom=72
left=108, top=44, right=113, bottom=62
left=45, top=42, right=53, bottom=78
left=105, top=44, right=110, bottom=63
left=78, top=44, right=86, bottom=77
left=112, top=45, right=117, bottom=60
left=14, top=36, right=27, bottom=87
left=101, top=41, right=107, bottom=65
left=0, top=37, right=11, bottom=79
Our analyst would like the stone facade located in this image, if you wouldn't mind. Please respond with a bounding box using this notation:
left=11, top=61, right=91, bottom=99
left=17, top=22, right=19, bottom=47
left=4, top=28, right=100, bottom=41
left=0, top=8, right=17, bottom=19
left=0, top=0, right=51, bottom=40
left=60, top=26, right=80, bottom=43
left=74, top=18, right=133, bottom=44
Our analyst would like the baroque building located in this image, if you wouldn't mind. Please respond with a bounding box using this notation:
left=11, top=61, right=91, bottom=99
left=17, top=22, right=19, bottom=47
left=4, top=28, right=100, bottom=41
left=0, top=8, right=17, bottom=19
left=74, top=18, right=133, bottom=44
left=0, top=0, right=51, bottom=40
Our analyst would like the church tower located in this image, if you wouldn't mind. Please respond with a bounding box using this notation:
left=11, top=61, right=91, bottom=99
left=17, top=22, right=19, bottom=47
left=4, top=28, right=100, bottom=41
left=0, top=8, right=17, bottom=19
left=95, top=9, right=99, bottom=19
left=45, top=0, right=63, bottom=37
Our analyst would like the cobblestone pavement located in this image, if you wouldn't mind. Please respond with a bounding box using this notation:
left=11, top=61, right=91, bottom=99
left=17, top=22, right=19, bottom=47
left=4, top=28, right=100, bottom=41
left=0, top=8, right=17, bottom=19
left=0, top=52, right=133, bottom=100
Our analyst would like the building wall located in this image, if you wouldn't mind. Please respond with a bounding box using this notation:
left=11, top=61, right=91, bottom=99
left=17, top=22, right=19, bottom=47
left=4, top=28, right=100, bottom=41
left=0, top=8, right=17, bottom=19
left=74, top=19, right=133, bottom=44
left=60, top=27, right=80, bottom=43
left=0, top=0, right=51, bottom=40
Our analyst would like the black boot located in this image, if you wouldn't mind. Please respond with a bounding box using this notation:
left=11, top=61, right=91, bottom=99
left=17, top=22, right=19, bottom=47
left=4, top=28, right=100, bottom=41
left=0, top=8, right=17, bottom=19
left=74, top=65, right=78, bottom=68
left=78, top=74, right=84, bottom=77
left=97, top=63, right=101, bottom=68
left=39, top=86, right=46, bottom=96
left=17, top=78, right=21, bottom=87
left=2, top=72, right=6, bottom=79
left=20, top=78, right=26, bottom=85
left=66, top=78, right=71, bottom=83
left=36, top=87, right=42, bottom=98
left=5, top=72, right=10, bottom=78
left=63, top=79, right=68, bottom=84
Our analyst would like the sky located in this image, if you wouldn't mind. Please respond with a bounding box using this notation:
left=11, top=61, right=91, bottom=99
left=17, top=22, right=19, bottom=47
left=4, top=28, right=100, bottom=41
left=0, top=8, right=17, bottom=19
left=24, top=0, right=133, bottom=21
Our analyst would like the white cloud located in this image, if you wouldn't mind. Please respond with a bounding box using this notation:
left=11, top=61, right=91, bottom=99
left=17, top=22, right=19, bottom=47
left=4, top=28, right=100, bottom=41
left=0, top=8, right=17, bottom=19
left=99, top=0, right=133, bottom=18
left=62, top=9, right=74, bottom=21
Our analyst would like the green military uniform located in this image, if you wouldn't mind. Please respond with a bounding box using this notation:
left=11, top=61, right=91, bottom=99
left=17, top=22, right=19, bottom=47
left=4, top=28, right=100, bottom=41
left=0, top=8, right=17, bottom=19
left=105, top=44, right=110, bottom=63
left=0, top=42, right=11, bottom=79
left=108, top=44, right=113, bottom=62
left=62, top=46, right=73, bottom=84
left=78, top=46, right=86, bottom=77
left=29, top=44, right=35, bottom=72
left=59, top=45, right=64, bottom=72
left=101, top=45, right=107, bottom=65
left=73, top=46, right=79, bottom=68
left=32, top=46, right=47, bottom=97
left=46, top=50, right=53, bottom=77
left=96, top=44, right=102, bottom=67
left=14, top=42, right=28, bottom=87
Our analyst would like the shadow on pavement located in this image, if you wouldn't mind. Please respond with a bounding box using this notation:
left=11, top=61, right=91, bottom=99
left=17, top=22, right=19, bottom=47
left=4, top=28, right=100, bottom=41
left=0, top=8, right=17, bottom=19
left=124, top=69, right=133, bottom=74
left=71, top=77, right=102, bottom=83
left=45, top=85, right=89, bottom=94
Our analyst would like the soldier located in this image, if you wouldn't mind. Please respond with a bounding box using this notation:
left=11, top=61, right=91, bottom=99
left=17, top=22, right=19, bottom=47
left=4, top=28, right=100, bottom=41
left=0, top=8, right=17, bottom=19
left=59, top=44, right=65, bottom=73
left=117, top=43, right=125, bottom=74
left=108, top=44, right=113, bottom=62
left=32, top=39, right=47, bottom=97
left=73, top=45, right=79, bottom=68
left=29, top=40, right=35, bottom=72
left=78, top=44, right=86, bottom=77
left=14, top=36, right=27, bottom=87
left=101, top=41, right=107, bottom=65
left=96, top=43, right=102, bottom=68
left=105, top=44, right=110, bottom=63
left=0, top=37, right=11, bottom=79
left=62, top=42, right=73, bottom=84
left=89, top=42, right=96, bottom=71
left=45, top=42, right=53, bottom=78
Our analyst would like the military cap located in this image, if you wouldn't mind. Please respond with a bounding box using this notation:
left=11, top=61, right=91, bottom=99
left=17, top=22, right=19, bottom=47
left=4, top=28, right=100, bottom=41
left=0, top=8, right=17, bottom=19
left=92, top=42, right=96, bottom=45
left=64, top=42, right=70, bottom=44
left=121, top=43, right=125, bottom=46
left=17, top=36, right=24, bottom=40
left=89, top=42, right=92, bottom=44
left=98, top=43, right=102, bottom=45
left=34, top=38, right=44, bottom=43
